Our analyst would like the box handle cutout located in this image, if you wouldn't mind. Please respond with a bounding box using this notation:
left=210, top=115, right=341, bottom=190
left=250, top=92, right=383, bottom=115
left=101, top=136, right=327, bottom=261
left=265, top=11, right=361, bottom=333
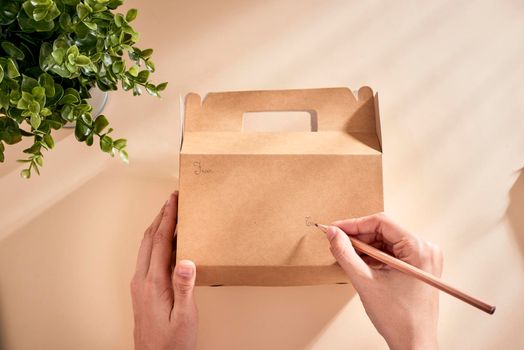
left=242, top=110, right=318, bottom=132
left=184, top=87, right=377, bottom=133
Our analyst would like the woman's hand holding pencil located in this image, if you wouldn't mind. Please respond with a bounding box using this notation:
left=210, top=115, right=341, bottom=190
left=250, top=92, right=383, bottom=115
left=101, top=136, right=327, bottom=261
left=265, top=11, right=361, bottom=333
left=322, top=214, right=442, bottom=350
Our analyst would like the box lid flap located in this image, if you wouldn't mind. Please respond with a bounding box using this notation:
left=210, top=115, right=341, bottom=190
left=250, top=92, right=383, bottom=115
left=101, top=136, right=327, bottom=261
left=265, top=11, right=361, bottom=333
left=184, top=86, right=380, bottom=137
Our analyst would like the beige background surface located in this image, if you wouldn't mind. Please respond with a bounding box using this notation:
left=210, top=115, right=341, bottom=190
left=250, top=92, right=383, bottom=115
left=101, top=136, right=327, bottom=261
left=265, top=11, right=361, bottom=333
left=1, top=0, right=523, bottom=349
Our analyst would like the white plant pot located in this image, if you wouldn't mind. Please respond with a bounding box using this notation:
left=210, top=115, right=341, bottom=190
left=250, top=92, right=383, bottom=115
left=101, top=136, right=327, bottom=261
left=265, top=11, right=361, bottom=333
left=63, top=87, right=109, bottom=128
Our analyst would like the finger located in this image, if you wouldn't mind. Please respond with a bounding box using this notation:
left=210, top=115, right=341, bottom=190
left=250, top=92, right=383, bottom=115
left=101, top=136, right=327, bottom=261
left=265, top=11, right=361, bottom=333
left=170, top=231, right=178, bottom=270
left=356, top=240, right=393, bottom=260
left=326, top=226, right=372, bottom=283
left=427, top=241, right=444, bottom=276
left=334, top=214, right=426, bottom=267
left=172, top=260, right=197, bottom=312
left=149, top=199, right=168, bottom=234
left=361, top=255, right=387, bottom=270
left=148, top=192, right=178, bottom=281
left=135, top=201, right=167, bottom=279
left=333, top=213, right=416, bottom=246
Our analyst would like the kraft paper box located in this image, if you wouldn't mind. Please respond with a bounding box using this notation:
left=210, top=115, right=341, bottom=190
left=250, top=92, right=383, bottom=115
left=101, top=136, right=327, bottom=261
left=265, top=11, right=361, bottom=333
left=177, top=87, right=383, bottom=286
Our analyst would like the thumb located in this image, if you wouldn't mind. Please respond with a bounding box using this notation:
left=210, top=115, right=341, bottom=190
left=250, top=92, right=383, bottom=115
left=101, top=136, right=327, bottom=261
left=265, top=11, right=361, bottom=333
left=326, top=226, right=372, bottom=283
left=173, top=260, right=197, bottom=309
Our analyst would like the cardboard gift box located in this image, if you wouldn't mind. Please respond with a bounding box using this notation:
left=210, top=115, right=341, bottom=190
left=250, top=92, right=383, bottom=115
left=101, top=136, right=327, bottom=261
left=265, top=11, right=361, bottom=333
left=177, top=87, right=383, bottom=286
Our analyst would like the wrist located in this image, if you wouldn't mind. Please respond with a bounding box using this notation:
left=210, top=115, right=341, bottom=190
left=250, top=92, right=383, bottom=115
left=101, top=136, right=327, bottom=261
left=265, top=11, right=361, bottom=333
left=388, top=336, right=438, bottom=350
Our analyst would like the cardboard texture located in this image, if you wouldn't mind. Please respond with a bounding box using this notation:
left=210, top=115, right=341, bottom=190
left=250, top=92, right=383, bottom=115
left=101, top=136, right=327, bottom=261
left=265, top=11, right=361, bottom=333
left=177, top=87, right=383, bottom=286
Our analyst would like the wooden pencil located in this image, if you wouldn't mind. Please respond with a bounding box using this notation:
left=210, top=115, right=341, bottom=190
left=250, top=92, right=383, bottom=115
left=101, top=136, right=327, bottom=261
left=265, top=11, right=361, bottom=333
left=314, top=223, right=496, bottom=315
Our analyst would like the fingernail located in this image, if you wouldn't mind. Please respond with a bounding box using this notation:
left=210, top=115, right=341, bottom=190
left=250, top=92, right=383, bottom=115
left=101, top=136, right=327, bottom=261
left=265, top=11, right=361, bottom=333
left=177, top=261, right=194, bottom=278
left=326, top=226, right=338, bottom=240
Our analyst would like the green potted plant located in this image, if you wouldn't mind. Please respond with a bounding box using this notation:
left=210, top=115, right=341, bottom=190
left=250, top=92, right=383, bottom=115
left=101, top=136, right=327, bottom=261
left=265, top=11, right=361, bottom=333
left=0, top=0, right=167, bottom=178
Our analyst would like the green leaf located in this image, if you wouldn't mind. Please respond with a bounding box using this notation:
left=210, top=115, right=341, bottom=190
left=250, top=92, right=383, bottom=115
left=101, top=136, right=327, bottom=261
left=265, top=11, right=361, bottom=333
left=121, top=76, right=132, bottom=91
left=53, top=37, right=68, bottom=50
left=21, top=169, right=31, bottom=179
left=17, top=92, right=32, bottom=109
left=39, top=42, right=54, bottom=71
left=51, top=48, right=66, bottom=65
left=18, top=10, right=55, bottom=32
left=74, top=54, right=91, bottom=66
left=111, top=61, right=124, bottom=74
left=43, top=134, right=55, bottom=149
left=76, top=3, right=90, bottom=20
left=65, top=87, right=81, bottom=100
left=0, top=127, right=22, bottom=144
left=46, top=3, right=60, bottom=21
left=23, top=143, right=41, bottom=156
left=38, top=73, right=55, bottom=97
left=0, top=1, right=18, bottom=26
left=0, top=90, right=9, bottom=109
left=86, top=133, right=93, bottom=146
left=126, top=8, right=137, bottom=22
left=32, top=6, right=49, bottom=21
left=32, top=86, right=46, bottom=102
left=93, top=114, right=109, bottom=133
left=75, top=119, right=91, bottom=141
left=30, top=0, right=51, bottom=6
left=30, top=113, right=42, bottom=129
left=21, top=75, right=39, bottom=93
left=99, top=134, right=112, bottom=152
left=91, top=2, right=107, bottom=13
left=157, top=82, right=168, bottom=91
left=140, top=48, right=153, bottom=58
left=91, top=11, right=112, bottom=21
left=83, top=21, right=97, bottom=30
left=114, top=13, right=123, bottom=27
left=50, top=65, right=71, bottom=78
left=136, top=70, right=149, bottom=83
left=145, top=83, right=158, bottom=97
left=47, top=119, right=63, bottom=130
left=113, top=138, right=126, bottom=150
left=128, top=50, right=139, bottom=62
left=40, top=108, right=51, bottom=116
left=0, top=65, right=4, bottom=84
left=66, top=45, right=79, bottom=57
left=119, top=149, right=128, bottom=163
left=46, top=84, right=63, bottom=106
left=28, top=101, right=41, bottom=114
left=35, top=155, right=43, bottom=166
left=59, top=12, right=72, bottom=30
left=1, top=41, right=25, bottom=60
left=59, top=92, right=80, bottom=105
left=65, top=61, right=77, bottom=73
left=22, top=1, right=35, bottom=17
left=60, top=104, right=74, bottom=121
left=102, top=53, right=112, bottom=66
left=6, top=58, right=20, bottom=78
left=144, top=59, right=155, bottom=72
left=80, top=112, right=92, bottom=126
left=128, top=64, right=138, bottom=77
